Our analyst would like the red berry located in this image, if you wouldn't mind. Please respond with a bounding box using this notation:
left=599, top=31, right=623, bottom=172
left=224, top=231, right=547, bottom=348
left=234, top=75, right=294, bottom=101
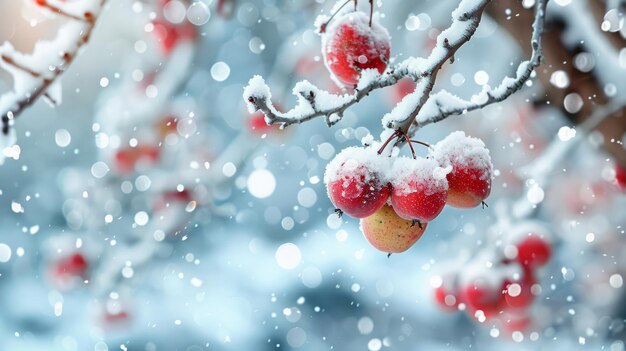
left=55, top=253, right=89, bottom=278
left=35, top=0, right=46, bottom=6
left=434, top=284, right=460, bottom=311
left=432, top=131, right=492, bottom=208
left=324, top=147, right=390, bottom=218
left=152, top=19, right=197, bottom=54
left=463, top=278, right=506, bottom=318
left=248, top=111, right=273, bottom=133
left=503, top=270, right=536, bottom=310
left=322, top=11, right=390, bottom=86
left=515, top=235, right=551, bottom=269
left=390, top=157, right=448, bottom=222
left=49, top=252, right=89, bottom=289
left=114, top=145, right=160, bottom=174
left=151, top=0, right=197, bottom=55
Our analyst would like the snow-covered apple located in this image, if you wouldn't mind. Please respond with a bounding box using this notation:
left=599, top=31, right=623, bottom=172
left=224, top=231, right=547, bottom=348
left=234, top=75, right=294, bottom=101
left=324, top=146, right=390, bottom=218
left=321, top=11, right=390, bottom=86
left=390, top=156, right=448, bottom=222
left=432, top=131, right=493, bottom=208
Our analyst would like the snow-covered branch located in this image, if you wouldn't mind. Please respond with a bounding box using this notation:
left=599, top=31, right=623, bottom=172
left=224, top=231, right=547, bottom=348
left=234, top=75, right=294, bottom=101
left=406, top=0, right=548, bottom=136
left=244, top=0, right=549, bottom=149
left=0, top=0, right=106, bottom=136
left=244, top=0, right=492, bottom=129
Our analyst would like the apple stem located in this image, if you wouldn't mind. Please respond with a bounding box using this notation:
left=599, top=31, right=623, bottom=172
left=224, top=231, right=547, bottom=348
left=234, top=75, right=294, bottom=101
left=319, top=0, right=353, bottom=33
left=411, top=219, right=423, bottom=229
left=334, top=208, right=344, bottom=218
left=387, top=253, right=392, bottom=258
left=400, top=130, right=416, bottom=159
left=377, top=129, right=400, bottom=155
left=409, top=139, right=432, bottom=149
left=368, top=0, right=373, bottom=27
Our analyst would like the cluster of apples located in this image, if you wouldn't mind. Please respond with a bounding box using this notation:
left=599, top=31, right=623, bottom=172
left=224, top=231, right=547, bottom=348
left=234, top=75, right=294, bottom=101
left=320, top=5, right=391, bottom=87
left=324, top=131, right=493, bottom=254
left=434, top=223, right=551, bottom=334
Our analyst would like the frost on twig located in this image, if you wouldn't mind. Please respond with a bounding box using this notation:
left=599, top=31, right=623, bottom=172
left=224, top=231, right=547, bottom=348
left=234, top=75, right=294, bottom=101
left=243, top=0, right=549, bottom=145
left=0, top=0, right=106, bottom=161
left=244, top=0, right=493, bottom=129
left=408, top=0, right=548, bottom=135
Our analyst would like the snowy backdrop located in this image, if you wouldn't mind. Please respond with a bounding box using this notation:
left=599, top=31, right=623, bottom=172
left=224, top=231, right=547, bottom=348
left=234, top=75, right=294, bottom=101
left=0, top=0, right=625, bottom=350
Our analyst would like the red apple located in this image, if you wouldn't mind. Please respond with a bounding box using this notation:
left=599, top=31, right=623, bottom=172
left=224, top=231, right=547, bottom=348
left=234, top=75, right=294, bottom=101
left=390, top=157, right=448, bottom=222
left=322, top=11, right=390, bottom=86
left=432, top=131, right=492, bottom=208
left=324, top=147, right=390, bottom=218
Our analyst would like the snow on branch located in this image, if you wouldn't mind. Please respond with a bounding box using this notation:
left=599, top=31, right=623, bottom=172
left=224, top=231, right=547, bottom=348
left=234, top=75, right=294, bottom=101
left=407, top=0, right=548, bottom=135
left=244, top=0, right=492, bottom=129
left=0, top=0, right=107, bottom=138
left=244, top=0, right=550, bottom=146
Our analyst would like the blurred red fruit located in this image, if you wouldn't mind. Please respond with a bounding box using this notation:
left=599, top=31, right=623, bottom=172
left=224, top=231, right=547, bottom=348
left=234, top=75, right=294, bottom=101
left=515, top=236, right=551, bottom=269
left=54, top=253, right=89, bottom=279
left=434, top=284, right=460, bottom=311
left=114, top=145, right=160, bottom=174
left=616, top=164, right=626, bottom=190
left=503, top=272, right=536, bottom=309
left=463, top=279, right=506, bottom=318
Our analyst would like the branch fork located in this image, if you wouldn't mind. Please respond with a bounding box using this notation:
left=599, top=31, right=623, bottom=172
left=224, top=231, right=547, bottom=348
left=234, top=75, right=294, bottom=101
left=244, top=0, right=549, bottom=151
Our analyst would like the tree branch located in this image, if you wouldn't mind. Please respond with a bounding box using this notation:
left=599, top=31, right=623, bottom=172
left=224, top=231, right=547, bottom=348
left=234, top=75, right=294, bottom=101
left=244, top=0, right=550, bottom=152
left=0, top=0, right=107, bottom=135
left=244, top=0, right=493, bottom=129
left=407, top=0, right=548, bottom=136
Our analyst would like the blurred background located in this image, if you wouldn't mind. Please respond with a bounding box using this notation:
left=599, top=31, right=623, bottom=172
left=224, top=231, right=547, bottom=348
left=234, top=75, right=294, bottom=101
left=0, top=0, right=625, bottom=350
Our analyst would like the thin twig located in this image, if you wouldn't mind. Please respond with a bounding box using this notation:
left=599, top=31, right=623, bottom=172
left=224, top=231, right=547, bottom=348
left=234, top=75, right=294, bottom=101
left=408, top=0, right=548, bottom=137
left=319, top=0, right=353, bottom=33
left=244, top=0, right=492, bottom=129
left=244, top=0, right=550, bottom=152
left=394, top=2, right=490, bottom=134
left=0, top=0, right=106, bottom=135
